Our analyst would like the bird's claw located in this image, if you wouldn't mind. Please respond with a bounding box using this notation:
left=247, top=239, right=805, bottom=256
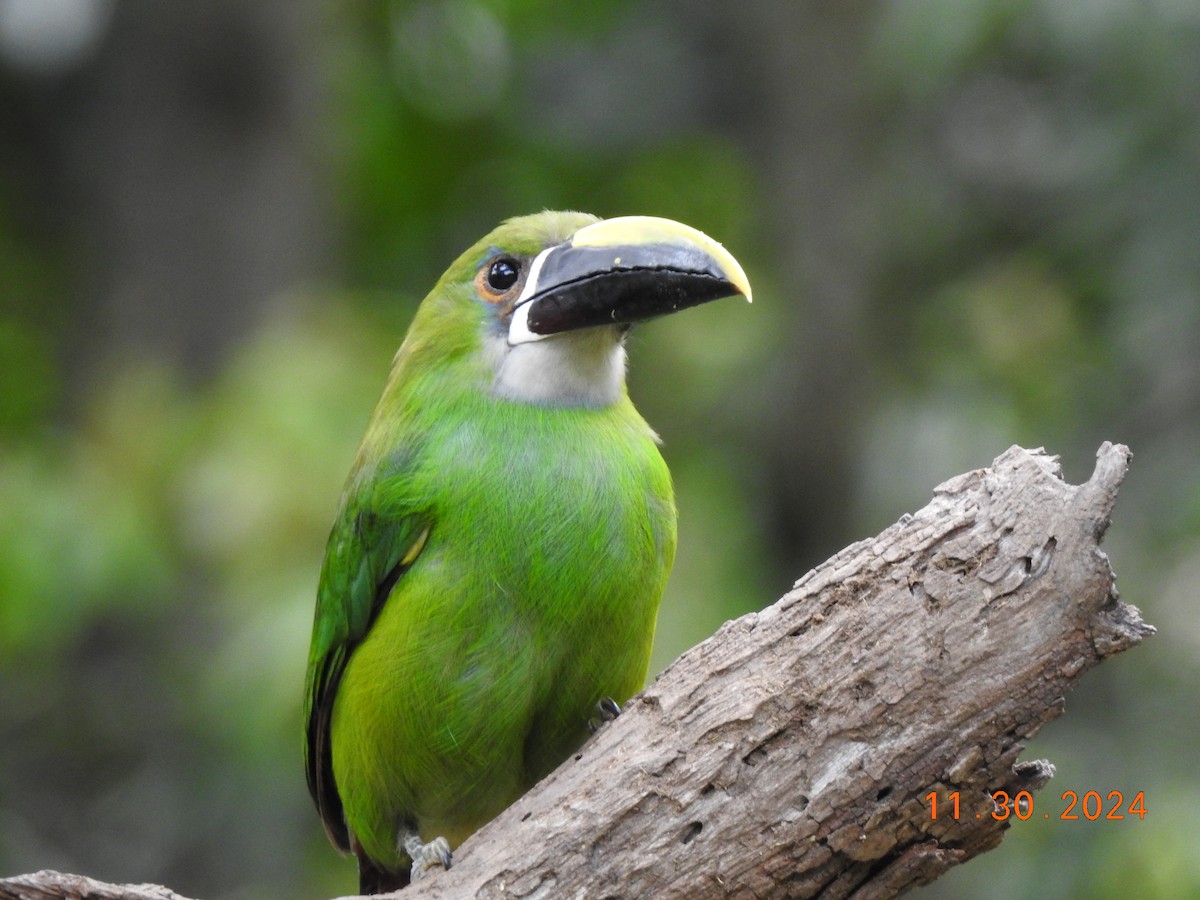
left=403, top=833, right=452, bottom=880
left=587, top=696, right=622, bottom=734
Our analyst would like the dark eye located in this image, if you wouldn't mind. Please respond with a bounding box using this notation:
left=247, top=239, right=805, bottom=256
left=486, top=257, right=520, bottom=292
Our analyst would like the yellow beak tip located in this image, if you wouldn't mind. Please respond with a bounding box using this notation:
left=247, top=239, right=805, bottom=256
left=574, top=214, right=753, bottom=307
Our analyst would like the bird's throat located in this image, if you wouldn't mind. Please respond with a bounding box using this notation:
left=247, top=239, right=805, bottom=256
left=489, top=328, right=627, bottom=408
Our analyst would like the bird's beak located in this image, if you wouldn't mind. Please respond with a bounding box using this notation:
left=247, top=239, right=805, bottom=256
left=508, top=216, right=752, bottom=344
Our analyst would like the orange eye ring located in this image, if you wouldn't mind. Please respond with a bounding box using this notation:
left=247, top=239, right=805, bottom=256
left=476, top=256, right=522, bottom=303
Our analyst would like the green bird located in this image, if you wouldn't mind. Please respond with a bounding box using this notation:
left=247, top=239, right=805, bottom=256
left=303, top=211, right=751, bottom=893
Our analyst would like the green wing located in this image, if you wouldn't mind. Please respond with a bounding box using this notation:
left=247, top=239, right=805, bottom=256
left=304, top=473, right=430, bottom=851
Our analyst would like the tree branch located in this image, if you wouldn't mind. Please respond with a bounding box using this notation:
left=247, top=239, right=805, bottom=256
left=0, top=871, right=193, bottom=900
left=0, top=444, right=1153, bottom=900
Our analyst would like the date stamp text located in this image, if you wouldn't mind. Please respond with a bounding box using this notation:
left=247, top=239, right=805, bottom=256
left=926, top=789, right=1147, bottom=821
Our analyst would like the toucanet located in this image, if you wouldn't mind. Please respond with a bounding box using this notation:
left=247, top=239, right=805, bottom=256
left=303, top=211, right=751, bottom=892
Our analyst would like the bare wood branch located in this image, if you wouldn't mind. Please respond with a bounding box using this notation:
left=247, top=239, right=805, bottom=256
left=0, top=444, right=1153, bottom=900
left=390, top=442, right=1151, bottom=899
left=0, top=870, right=195, bottom=900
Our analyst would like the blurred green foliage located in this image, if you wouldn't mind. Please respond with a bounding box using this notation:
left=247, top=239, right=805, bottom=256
left=1, top=1, right=1197, bottom=898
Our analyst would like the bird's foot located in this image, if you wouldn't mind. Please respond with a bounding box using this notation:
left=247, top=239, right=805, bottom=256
left=402, top=832, right=452, bottom=881
left=587, top=696, right=621, bottom=734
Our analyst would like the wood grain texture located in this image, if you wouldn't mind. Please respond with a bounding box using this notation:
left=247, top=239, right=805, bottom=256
left=0, top=870, right=195, bottom=900
left=0, top=444, right=1152, bottom=900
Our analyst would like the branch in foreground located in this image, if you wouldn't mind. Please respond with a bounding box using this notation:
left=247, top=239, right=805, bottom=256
left=0, top=444, right=1153, bottom=900
left=0, top=871, right=191, bottom=900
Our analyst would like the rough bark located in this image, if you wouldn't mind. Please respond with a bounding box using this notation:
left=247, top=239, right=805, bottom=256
left=0, top=443, right=1153, bottom=900
left=0, top=870, right=192, bottom=900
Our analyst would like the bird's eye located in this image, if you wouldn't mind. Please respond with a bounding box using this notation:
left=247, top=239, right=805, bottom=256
left=475, top=255, right=525, bottom=304
left=486, top=257, right=520, bottom=292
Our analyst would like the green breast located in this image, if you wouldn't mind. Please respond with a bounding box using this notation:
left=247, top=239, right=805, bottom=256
left=330, top=393, right=676, bottom=867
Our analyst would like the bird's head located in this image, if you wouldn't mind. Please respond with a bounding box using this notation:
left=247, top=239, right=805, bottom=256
left=405, top=211, right=751, bottom=408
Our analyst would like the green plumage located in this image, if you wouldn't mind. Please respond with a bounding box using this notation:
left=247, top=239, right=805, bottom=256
left=304, top=211, right=748, bottom=891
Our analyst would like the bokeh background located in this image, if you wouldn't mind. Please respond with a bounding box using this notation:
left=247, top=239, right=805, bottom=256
left=1, top=1, right=1197, bottom=897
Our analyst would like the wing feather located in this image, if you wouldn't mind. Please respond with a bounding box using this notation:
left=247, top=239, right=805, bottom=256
left=303, top=480, right=431, bottom=851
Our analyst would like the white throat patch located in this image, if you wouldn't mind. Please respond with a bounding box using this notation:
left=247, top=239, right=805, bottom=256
left=489, top=327, right=626, bottom=408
